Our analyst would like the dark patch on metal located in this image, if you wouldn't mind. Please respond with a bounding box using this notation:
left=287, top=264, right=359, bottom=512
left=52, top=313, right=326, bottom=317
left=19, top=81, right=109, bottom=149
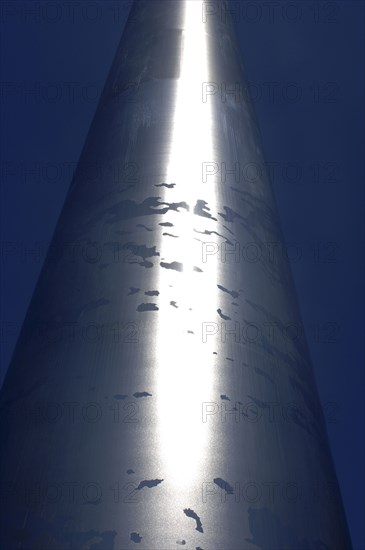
left=222, top=224, right=234, bottom=235
left=193, top=199, right=217, bottom=221
left=99, top=196, right=188, bottom=226
left=121, top=242, right=159, bottom=268
left=160, top=261, right=183, bottom=272
left=145, top=290, right=159, bottom=296
left=170, top=301, right=178, bottom=308
left=137, top=478, right=163, bottom=490
left=130, top=532, right=142, bottom=543
left=218, top=205, right=244, bottom=223
left=220, top=394, right=230, bottom=401
left=217, top=284, right=239, bottom=299
left=183, top=508, right=203, bottom=533
left=163, top=232, right=178, bottom=238
left=166, top=201, right=189, bottom=212
left=159, top=222, right=174, bottom=227
left=136, top=223, right=153, bottom=232
left=133, top=392, right=152, bottom=398
left=213, top=477, right=234, bottom=494
left=217, top=308, right=231, bottom=320
left=136, top=303, right=159, bottom=312
left=194, top=228, right=232, bottom=245
left=155, top=182, right=176, bottom=188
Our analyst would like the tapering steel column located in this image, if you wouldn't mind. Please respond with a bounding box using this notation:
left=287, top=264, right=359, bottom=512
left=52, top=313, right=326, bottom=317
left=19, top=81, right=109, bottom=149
left=0, top=1, right=351, bottom=548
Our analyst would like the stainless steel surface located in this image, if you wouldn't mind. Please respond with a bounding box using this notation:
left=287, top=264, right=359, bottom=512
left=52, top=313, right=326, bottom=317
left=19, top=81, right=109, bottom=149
left=0, top=1, right=351, bottom=548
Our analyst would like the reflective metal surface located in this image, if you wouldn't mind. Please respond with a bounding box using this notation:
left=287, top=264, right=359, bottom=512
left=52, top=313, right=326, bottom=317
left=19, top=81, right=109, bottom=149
left=0, top=1, right=351, bottom=548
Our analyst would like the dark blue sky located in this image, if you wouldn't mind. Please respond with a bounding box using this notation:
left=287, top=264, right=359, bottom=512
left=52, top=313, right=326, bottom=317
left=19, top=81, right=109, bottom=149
left=1, top=1, right=364, bottom=547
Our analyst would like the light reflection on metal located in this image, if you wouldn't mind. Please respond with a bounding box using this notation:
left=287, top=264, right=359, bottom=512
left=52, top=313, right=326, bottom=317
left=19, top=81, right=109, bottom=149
left=156, top=0, right=217, bottom=489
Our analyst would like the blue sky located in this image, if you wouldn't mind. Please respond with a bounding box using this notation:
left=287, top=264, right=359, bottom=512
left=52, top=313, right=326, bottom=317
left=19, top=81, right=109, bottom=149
left=1, top=1, right=364, bottom=547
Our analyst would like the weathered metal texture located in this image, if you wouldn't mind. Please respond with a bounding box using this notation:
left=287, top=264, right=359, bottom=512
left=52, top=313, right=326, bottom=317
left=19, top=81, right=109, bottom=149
left=0, top=1, right=351, bottom=548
